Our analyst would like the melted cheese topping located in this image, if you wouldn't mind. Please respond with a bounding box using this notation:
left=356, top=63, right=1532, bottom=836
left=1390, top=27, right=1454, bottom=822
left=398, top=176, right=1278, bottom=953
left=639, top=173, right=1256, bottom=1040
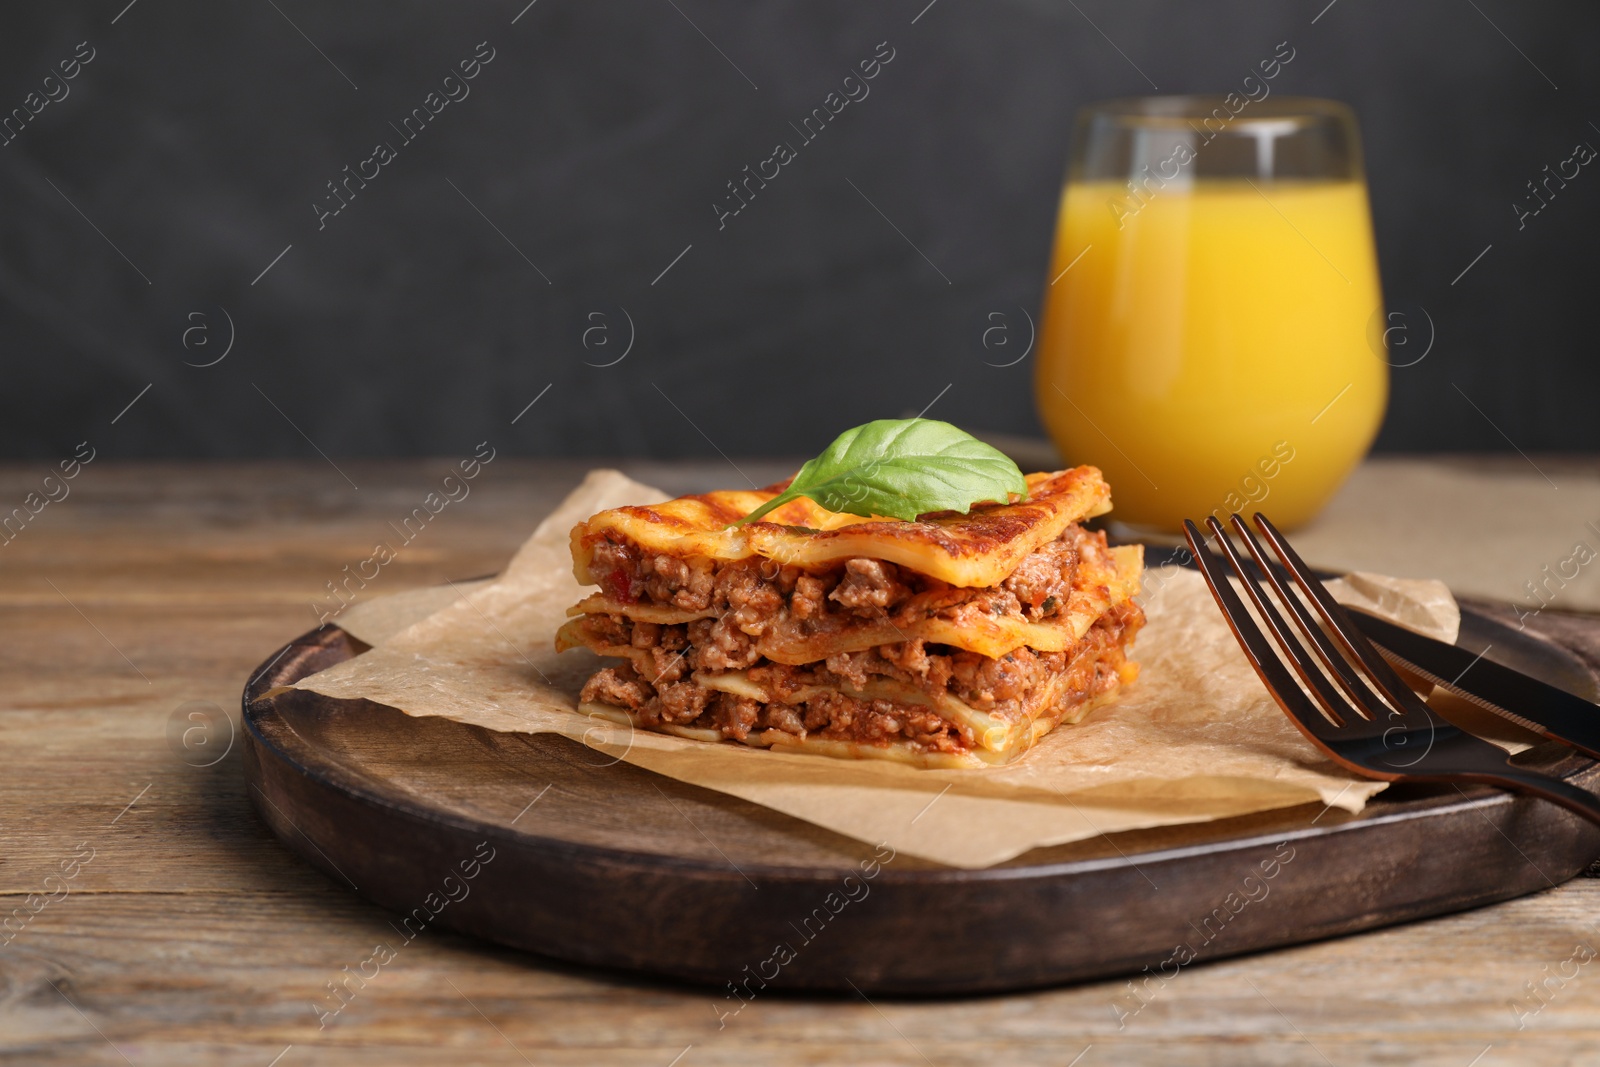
left=570, top=467, right=1112, bottom=589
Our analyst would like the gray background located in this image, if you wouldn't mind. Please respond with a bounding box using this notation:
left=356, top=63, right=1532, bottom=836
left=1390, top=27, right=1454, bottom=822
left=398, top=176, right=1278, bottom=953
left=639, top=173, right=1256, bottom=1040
left=1, top=0, right=1594, bottom=460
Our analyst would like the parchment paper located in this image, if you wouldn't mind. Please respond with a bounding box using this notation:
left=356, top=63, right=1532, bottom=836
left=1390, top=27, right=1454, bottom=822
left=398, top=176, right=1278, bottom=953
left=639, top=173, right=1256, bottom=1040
left=293, top=470, right=1463, bottom=868
left=334, top=579, right=494, bottom=647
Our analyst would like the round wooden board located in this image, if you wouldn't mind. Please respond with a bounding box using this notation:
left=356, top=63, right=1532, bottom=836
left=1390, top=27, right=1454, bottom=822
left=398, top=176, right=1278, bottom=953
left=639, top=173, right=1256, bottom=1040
left=241, top=602, right=1600, bottom=995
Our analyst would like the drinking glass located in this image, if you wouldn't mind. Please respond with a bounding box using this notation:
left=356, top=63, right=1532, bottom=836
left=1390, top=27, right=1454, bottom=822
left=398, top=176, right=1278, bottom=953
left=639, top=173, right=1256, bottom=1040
left=1035, top=95, right=1388, bottom=533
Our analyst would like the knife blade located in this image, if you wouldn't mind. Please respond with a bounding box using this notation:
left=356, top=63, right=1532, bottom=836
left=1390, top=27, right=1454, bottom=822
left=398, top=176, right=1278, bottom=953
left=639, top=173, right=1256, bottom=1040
left=1348, top=607, right=1600, bottom=761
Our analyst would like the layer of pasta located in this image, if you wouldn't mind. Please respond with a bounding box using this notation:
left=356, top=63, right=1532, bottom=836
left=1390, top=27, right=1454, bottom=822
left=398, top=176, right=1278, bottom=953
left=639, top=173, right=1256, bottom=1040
left=557, top=466, right=1143, bottom=766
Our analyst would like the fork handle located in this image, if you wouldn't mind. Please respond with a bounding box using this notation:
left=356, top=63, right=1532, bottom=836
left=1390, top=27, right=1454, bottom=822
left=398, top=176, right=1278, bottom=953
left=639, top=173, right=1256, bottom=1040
left=1478, top=768, right=1600, bottom=828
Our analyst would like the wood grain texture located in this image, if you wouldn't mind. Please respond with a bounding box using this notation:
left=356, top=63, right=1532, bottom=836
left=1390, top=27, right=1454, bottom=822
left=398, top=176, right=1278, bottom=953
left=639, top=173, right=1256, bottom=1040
left=7, top=459, right=1600, bottom=1065
left=242, top=618, right=1600, bottom=995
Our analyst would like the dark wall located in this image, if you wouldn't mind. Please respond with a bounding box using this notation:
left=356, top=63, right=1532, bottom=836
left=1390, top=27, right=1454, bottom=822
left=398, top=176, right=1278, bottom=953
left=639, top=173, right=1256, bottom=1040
left=2, top=1, right=1595, bottom=460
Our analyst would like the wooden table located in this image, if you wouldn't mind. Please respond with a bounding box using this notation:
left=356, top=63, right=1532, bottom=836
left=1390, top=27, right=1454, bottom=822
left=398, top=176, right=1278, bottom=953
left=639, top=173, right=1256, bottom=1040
left=6, top=459, right=1600, bottom=1066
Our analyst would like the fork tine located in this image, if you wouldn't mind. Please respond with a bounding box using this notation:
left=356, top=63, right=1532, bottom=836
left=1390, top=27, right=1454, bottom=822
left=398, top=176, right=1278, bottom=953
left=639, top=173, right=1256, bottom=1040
left=1225, top=514, right=1417, bottom=725
left=1201, top=517, right=1357, bottom=727
left=1250, top=513, right=1434, bottom=717
left=1181, top=520, right=1342, bottom=744
left=1191, top=516, right=1600, bottom=828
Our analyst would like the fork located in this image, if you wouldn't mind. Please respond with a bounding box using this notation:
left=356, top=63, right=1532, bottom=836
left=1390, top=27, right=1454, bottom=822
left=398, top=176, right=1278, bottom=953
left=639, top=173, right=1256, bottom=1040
left=1182, top=512, right=1600, bottom=826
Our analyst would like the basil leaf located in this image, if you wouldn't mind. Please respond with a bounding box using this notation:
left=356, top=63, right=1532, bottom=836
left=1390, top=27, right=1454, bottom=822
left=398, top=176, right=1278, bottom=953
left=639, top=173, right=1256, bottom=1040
left=736, top=419, right=1028, bottom=525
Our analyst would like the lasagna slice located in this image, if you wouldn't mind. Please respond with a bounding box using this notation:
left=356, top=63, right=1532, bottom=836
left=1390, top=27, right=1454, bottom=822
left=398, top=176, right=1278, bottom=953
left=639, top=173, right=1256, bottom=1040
left=556, top=467, right=1144, bottom=768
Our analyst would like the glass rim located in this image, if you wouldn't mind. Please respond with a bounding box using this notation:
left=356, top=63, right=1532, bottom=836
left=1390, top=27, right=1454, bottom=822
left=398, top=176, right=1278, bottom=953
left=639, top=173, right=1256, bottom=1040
left=1079, top=94, right=1356, bottom=128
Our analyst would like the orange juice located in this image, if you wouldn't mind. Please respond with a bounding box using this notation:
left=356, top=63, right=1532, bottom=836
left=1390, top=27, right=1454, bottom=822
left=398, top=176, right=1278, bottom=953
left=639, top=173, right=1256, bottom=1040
left=1035, top=179, right=1387, bottom=531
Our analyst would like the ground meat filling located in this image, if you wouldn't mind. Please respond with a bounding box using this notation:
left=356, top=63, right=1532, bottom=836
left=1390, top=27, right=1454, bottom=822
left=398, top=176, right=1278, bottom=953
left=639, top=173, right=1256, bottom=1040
left=582, top=663, right=977, bottom=753
left=588, top=524, right=1097, bottom=628
left=577, top=525, right=1138, bottom=755
left=578, top=603, right=1143, bottom=755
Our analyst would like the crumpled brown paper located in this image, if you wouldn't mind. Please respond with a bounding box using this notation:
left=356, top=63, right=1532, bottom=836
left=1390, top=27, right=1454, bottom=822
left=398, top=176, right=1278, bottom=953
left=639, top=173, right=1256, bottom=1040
left=293, top=470, right=1463, bottom=868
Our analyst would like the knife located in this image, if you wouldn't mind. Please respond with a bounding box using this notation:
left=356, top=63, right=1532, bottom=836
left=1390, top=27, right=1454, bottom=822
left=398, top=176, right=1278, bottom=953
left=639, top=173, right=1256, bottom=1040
left=1348, top=607, right=1600, bottom=761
